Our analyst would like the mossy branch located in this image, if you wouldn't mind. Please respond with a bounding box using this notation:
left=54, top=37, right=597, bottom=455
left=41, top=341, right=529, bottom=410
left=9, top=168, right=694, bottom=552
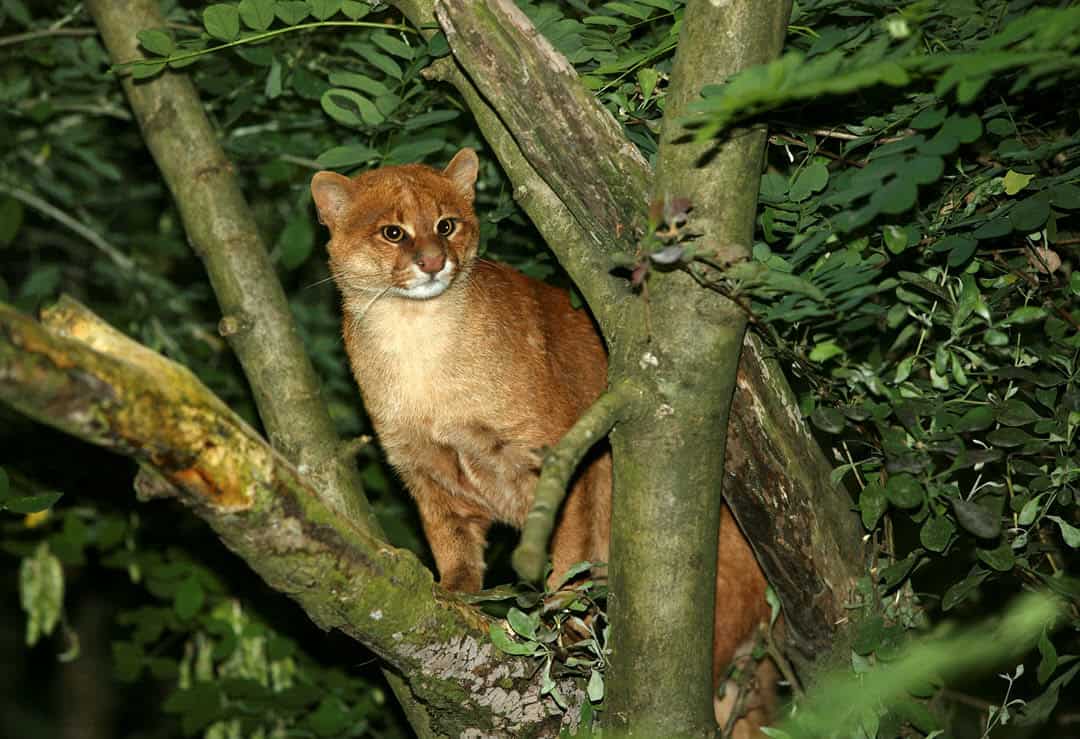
left=0, top=297, right=585, bottom=736
left=513, top=379, right=642, bottom=583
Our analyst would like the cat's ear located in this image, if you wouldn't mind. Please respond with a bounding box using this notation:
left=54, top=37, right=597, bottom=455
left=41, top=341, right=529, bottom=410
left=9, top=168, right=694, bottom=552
left=311, top=171, right=355, bottom=232
left=443, top=148, right=479, bottom=201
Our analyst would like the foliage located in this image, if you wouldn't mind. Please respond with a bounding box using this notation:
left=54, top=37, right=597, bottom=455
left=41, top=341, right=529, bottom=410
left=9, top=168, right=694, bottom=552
left=483, top=562, right=608, bottom=711
left=1, top=0, right=1078, bottom=737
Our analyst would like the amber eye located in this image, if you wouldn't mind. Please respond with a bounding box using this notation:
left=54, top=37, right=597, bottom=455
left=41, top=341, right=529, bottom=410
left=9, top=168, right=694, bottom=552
left=436, top=218, right=456, bottom=237
left=381, top=225, right=405, bottom=242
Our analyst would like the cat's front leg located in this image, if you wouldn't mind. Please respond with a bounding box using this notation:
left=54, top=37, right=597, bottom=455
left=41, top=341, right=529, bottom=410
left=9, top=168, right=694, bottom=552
left=408, top=474, right=491, bottom=592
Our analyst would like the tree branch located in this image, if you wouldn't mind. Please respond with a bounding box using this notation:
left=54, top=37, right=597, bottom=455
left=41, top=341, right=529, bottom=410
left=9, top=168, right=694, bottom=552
left=0, top=297, right=583, bottom=737
left=513, top=379, right=642, bottom=583
left=85, top=0, right=373, bottom=530
left=436, top=0, right=650, bottom=259
left=725, top=335, right=866, bottom=670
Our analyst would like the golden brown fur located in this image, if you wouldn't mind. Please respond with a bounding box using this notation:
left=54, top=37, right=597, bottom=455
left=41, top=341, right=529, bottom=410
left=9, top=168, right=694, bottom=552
left=312, top=149, right=775, bottom=732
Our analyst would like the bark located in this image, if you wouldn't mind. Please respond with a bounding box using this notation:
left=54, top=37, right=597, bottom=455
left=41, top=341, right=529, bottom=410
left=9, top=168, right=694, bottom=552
left=0, top=297, right=582, bottom=737
left=426, top=0, right=864, bottom=698
left=85, top=0, right=372, bottom=529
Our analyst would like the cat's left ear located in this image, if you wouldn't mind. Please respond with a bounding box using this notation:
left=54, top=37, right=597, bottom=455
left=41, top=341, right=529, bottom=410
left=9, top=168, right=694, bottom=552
left=311, top=171, right=355, bottom=232
left=443, top=148, right=479, bottom=202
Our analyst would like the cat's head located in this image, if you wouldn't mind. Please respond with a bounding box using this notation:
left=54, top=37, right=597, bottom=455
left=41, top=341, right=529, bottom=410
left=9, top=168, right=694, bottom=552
left=311, top=148, right=480, bottom=302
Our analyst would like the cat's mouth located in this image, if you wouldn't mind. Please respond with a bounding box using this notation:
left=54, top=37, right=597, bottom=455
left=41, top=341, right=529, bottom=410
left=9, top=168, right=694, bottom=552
left=394, top=260, right=455, bottom=300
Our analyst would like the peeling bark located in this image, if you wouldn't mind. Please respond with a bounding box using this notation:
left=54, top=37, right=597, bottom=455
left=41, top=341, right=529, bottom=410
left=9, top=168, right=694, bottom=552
left=726, top=335, right=865, bottom=671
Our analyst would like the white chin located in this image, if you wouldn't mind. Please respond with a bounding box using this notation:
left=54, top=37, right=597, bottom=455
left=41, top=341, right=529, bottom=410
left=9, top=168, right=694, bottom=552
left=395, top=280, right=450, bottom=300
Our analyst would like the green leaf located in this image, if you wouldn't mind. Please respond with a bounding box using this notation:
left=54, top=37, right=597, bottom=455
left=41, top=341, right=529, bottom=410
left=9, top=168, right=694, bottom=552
left=951, top=498, right=1000, bottom=539
left=4, top=491, right=63, bottom=514
left=265, top=57, right=283, bottom=99
left=341, top=0, right=370, bottom=20
left=942, top=569, right=989, bottom=611
left=883, top=225, right=908, bottom=253
left=1018, top=494, right=1044, bottom=526
left=136, top=29, right=175, bottom=57
left=1037, top=628, right=1058, bottom=685
left=239, top=0, right=276, bottom=30
left=130, top=61, right=166, bottom=79
left=276, top=1, right=310, bottom=24
left=372, top=32, right=415, bottom=59
left=879, top=554, right=917, bottom=589
left=941, top=113, right=982, bottom=144
left=506, top=607, right=539, bottom=640
left=307, top=697, right=350, bottom=737
left=320, top=88, right=384, bottom=127
left=277, top=215, right=315, bottom=269
left=1003, top=169, right=1034, bottom=196
left=0, top=467, right=8, bottom=499
left=308, top=0, right=343, bottom=21
left=977, top=542, right=1015, bottom=572
left=910, top=106, right=946, bottom=130
left=203, top=4, right=241, bottom=41
left=859, top=483, right=888, bottom=531
left=996, top=399, right=1041, bottom=426
left=986, top=427, right=1036, bottom=447
left=789, top=161, right=829, bottom=202
left=852, top=615, right=885, bottom=655
left=0, top=197, right=24, bottom=246
left=328, top=71, right=389, bottom=97
left=1047, top=516, right=1080, bottom=548
left=489, top=623, right=537, bottom=656
left=587, top=669, right=604, bottom=702
left=808, top=340, right=844, bottom=363
left=1001, top=306, right=1047, bottom=325
left=1010, top=194, right=1051, bottom=232
left=20, top=542, right=64, bottom=646
left=316, top=144, right=378, bottom=168
left=870, top=176, right=917, bottom=215
left=886, top=473, right=923, bottom=509
left=811, top=406, right=845, bottom=434
left=920, top=516, right=955, bottom=553
left=174, top=576, right=204, bottom=621
left=1049, top=183, right=1080, bottom=210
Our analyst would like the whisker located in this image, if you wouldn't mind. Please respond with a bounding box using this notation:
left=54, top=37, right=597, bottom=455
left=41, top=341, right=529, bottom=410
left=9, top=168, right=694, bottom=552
left=303, top=274, right=339, bottom=289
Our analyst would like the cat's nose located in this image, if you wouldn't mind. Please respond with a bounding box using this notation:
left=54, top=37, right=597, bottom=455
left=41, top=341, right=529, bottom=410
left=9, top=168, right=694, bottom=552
left=416, top=252, right=445, bottom=274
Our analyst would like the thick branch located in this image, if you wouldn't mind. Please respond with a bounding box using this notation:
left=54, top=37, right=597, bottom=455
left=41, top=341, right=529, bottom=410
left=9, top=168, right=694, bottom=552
left=726, top=335, right=865, bottom=669
left=85, top=0, right=372, bottom=529
left=513, top=379, right=641, bottom=583
left=0, top=298, right=582, bottom=737
left=436, top=0, right=650, bottom=260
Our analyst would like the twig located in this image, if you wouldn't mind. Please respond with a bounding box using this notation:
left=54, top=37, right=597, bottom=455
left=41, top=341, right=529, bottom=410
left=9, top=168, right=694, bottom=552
left=769, top=132, right=867, bottom=168
left=512, top=379, right=643, bottom=583
left=339, top=435, right=373, bottom=461
left=0, top=27, right=97, bottom=48
left=766, top=622, right=803, bottom=698
left=0, top=181, right=135, bottom=272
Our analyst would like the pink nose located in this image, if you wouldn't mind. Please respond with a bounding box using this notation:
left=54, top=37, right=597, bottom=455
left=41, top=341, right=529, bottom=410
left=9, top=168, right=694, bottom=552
left=417, top=253, right=445, bottom=274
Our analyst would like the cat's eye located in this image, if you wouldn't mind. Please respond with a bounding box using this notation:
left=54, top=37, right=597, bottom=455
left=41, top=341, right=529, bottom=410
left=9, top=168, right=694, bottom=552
left=436, top=218, right=456, bottom=237
left=381, top=225, right=405, bottom=242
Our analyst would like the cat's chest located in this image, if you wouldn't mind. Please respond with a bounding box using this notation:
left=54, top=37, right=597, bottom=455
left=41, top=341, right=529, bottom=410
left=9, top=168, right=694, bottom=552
left=344, top=300, right=471, bottom=420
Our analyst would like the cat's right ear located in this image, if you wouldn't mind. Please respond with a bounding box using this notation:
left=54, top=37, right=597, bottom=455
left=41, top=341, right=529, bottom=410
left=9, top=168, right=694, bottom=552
left=311, top=171, right=354, bottom=232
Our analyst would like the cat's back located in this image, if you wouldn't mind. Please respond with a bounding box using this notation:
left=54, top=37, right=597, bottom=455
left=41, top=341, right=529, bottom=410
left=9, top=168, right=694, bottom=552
left=463, top=259, right=607, bottom=411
